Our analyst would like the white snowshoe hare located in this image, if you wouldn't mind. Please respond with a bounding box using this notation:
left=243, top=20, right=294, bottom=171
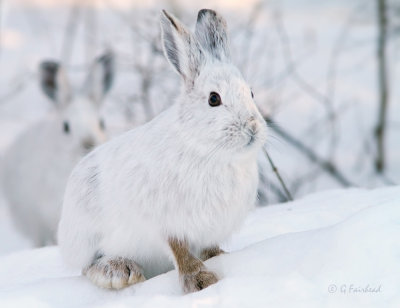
left=58, top=9, right=267, bottom=293
left=2, top=51, right=115, bottom=246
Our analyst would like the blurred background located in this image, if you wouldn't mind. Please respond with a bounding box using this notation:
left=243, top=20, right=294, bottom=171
left=0, top=0, right=399, bottom=254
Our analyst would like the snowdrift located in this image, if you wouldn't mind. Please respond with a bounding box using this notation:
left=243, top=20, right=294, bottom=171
left=0, top=187, right=399, bottom=307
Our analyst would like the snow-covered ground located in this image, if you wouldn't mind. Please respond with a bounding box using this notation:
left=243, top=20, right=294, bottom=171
left=1, top=186, right=399, bottom=307
left=0, top=2, right=399, bottom=305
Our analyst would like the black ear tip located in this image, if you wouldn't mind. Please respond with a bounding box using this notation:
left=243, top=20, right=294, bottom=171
left=98, top=52, right=113, bottom=65
left=197, top=9, right=217, bottom=22
left=40, top=61, right=59, bottom=74
left=161, top=9, right=178, bottom=29
left=161, top=9, right=173, bottom=20
left=40, top=61, right=57, bottom=68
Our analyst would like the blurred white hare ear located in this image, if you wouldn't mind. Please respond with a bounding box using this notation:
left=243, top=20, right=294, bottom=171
left=39, top=61, right=71, bottom=108
left=195, top=9, right=230, bottom=62
left=160, top=10, right=204, bottom=84
left=86, top=50, right=115, bottom=105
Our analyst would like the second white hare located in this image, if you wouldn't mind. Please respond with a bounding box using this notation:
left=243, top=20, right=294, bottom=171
left=58, top=9, right=267, bottom=293
left=2, top=52, right=114, bottom=246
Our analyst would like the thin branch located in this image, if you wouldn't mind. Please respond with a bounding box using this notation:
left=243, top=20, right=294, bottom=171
left=0, top=0, right=3, bottom=61
left=375, top=0, right=389, bottom=173
left=85, top=1, right=98, bottom=63
left=240, top=0, right=264, bottom=75
left=61, top=3, right=81, bottom=64
left=265, top=116, right=354, bottom=187
left=274, top=8, right=338, bottom=161
left=289, top=166, right=322, bottom=197
left=263, top=147, right=293, bottom=201
left=266, top=181, right=289, bottom=203
left=274, top=10, right=332, bottom=107
left=324, top=2, right=366, bottom=159
left=0, top=71, right=35, bottom=104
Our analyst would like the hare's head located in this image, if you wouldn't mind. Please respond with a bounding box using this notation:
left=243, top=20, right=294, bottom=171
left=39, top=52, right=114, bottom=151
left=160, top=9, right=267, bottom=157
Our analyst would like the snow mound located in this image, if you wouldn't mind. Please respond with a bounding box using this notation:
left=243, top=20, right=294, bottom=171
left=0, top=187, right=399, bottom=307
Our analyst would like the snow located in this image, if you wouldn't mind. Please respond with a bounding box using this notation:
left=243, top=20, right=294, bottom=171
left=0, top=1, right=399, bottom=306
left=1, top=186, right=399, bottom=308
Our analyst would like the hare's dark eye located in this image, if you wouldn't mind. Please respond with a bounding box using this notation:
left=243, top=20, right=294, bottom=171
left=209, top=92, right=222, bottom=107
left=99, top=118, right=105, bottom=130
left=251, top=90, right=254, bottom=99
left=63, top=121, right=70, bottom=134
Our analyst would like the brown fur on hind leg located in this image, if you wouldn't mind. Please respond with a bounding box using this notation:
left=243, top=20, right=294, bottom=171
left=83, top=256, right=146, bottom=289
left=169, top=238, right=218, bottom=293
left=200, top=246, right=225, bottom=261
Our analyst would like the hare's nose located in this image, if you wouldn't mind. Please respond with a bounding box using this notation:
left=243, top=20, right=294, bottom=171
left=247, top=116, right=258, bottom=135
left=82, top=138, right=96, bottom=151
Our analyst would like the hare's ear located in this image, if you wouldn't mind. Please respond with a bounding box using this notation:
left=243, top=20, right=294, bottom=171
left=39, top=61, right=71, bottom=107
left=160, top=10, right=203, bottom=83
left=195, top=9, right=230, bottom=61
left=86, top=50, right=115, bottom=105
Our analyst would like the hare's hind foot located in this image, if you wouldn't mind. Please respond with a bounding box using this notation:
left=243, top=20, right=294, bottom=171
left=200, top=246, right=226, bottom=261
left=182, top=268, right=219, bottom=293
left=169, top=238, right=219, bottom=293
left=83, top=255, right=146, bottom=289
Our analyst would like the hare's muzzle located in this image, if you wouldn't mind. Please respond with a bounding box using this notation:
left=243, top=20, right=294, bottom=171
left=82, top=138, right=96, bottom=151
left=244, top=117, right=259, bottom=146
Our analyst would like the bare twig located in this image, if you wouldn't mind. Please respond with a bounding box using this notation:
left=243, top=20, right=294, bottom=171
left=263, top=147, right=293, bottom=201
left=375, top=0, right=389, bottom=173
left=265, top=116, right=354, bottom=187
left=0, top=71, right=35, bottom=104
left=240, top=0, right=264, bottom=75
left=85, top=1, right=98, bottom=63
left=324, top=2, right=366, bottom=159
left=274, top=10, right=333, bottom=109
left=266, top=181, right=289, bottom=203
left=61, top=3, right=81, bottom=64
left=273, top=8, right=338, bottom=161
left=289, top=166, right=322, bottom=197
left=0, top=0, right=3, bottom=61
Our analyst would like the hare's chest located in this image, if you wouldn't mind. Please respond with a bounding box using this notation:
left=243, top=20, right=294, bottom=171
left=212, top=161, right=258, bottom=206
left=186, top=159, right=259, bottom=245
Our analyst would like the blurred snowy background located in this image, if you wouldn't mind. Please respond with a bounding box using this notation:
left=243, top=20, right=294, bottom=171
left=0, top=0, right=399, bottom=254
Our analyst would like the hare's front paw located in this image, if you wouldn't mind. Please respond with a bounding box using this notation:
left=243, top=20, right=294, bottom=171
left=182, top=269, right=218, bottom=293
left=83, top=256, right=146, bottom=289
